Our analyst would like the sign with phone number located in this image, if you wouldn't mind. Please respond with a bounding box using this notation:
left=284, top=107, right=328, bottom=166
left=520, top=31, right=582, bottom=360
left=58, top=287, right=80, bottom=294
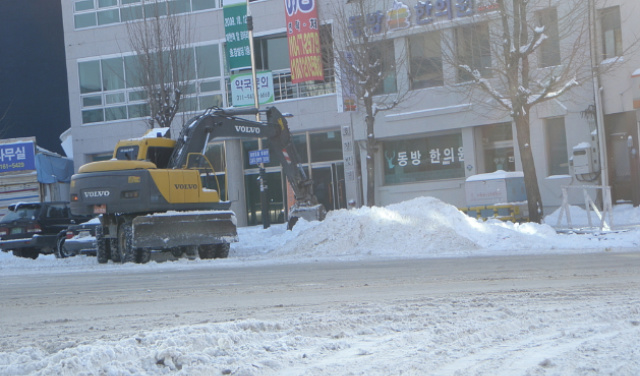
left=230, top=71, right=275, bottom=107
left=0, top=141, right=36, bottom=173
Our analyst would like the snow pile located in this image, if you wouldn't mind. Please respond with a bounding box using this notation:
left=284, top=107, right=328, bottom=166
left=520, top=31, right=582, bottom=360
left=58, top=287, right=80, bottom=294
left=2, top=196, right=640, bottom=273
left=245, top=197, right=639, bottom=260
left=270, top=197, right=480, bottom=259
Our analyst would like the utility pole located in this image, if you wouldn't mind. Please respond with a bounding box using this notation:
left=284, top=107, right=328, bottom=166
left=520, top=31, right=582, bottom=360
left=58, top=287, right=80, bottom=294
left=246, top=1, right=270, bottom=229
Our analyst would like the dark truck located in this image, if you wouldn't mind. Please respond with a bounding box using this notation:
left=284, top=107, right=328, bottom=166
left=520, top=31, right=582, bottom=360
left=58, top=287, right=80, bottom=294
left=0, top=202, right=91, bottom=259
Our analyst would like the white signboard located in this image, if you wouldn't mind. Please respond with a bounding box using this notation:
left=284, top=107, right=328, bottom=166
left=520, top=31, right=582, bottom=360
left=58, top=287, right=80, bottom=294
left=230, top=71, right=274, bottom=107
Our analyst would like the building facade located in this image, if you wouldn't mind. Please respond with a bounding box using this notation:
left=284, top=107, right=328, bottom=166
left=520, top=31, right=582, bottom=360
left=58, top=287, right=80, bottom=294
left=60, top=0, right=640, bottom=225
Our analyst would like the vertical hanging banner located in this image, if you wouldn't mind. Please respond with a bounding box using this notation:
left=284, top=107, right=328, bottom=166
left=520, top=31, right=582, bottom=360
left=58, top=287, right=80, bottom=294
left=224, top=0, right=252, bottom=70
left=284, top=0, right=324, bottom=84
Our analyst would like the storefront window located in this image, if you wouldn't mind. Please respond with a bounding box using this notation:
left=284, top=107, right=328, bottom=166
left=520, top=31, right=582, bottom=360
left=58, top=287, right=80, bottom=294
left=482, top=123, right=515, bottom=172
left=310, top=131, right=342, bottom=162
left=383, top=133, right=464, bottom=184
left=244, top=172, right=285, bottom=226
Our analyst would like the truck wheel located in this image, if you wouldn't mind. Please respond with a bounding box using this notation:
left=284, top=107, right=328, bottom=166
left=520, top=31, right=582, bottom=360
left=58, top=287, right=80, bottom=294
left=184, top=246, right=198, bottom=260
left=215, top=243, right=230, bottom=259
left=96, top=226, right=111, bottom=264
left=118, top=223, right=135, bottom=263
left=135, top=249, right=151, bottom=264
left=170, top=247, right=183, bottom=258
left=55, top=234, right=71, bottom=258
left=197, top=244, right=216, bottom=259
left=118, top=224, right=150, bottom=264
left=109, top=238, right=120, bottom=262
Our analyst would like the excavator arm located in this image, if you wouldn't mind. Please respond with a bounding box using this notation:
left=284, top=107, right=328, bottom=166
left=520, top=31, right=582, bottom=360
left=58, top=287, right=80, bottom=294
left=169, top=106, right=325, bottom=226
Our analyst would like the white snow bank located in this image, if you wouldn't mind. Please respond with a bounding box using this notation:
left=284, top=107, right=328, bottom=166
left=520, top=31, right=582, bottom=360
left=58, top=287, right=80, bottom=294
left=2, top=196, right=640, bottom=276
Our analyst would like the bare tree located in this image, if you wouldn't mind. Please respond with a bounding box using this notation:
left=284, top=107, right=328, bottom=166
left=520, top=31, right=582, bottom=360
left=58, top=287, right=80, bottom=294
left=125, top=0, right=194, bottom=129
left=329, top=0, right=411, bottom=207
left=434, top=0, right=623, bottom=223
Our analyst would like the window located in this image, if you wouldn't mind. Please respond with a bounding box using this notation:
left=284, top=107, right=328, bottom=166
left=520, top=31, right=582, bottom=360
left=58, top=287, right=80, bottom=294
left=409, top=32, right=443, bottom=89
left=73, top=0, right=218, bottom=29
left=254, top=36, right=291, bottom=71
left=371, top=40, right=397, bottom=95
left=75, top=0, right=94, bottom=11
left=196, top=45, right=221, bottom=78
left=310, top=131, right=343, bottom=162
left=121, top=5, right=143, bottom=21
left=482, top=123, right=514, bottom=173
left=78, top=61, right=101, bottom=94
left=456, top=22, right=491, bottom=82
left=536, top=7, right=561, bottom=67
left=192, top=0, right=216, bottom=11
left=383, top=133, right=464, bottom=184
left=99, top=0, right=118, bottom=7
left=101, top=57, right=125, bottom=91
left=78, top=44, right=223, bottom=124
left=600, top=6, right=622, bottom=59
left=97, top=8, right=120, bottom=25
left=546, top=117, right=568, bottom=175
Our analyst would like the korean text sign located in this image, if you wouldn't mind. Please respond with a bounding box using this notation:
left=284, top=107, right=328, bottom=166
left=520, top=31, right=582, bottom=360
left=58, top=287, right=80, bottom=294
left=0, top=141, right=36, bottom=173
left=383, top=133, right=464, bottom=184
left=224, top=0, right=251, bottom=70
left=230, top=71, right=275, bottom=107
left=284, top=0, right=324, bottom=84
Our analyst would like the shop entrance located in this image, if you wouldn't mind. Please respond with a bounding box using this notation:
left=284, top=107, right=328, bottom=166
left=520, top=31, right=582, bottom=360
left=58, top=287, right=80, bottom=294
left=311, top=163, right=347, bottom=211
left=244, top=163, right=347, bottom=226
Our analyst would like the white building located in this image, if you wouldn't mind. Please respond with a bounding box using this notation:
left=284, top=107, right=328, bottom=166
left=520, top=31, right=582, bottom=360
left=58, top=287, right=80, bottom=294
left=60, top=0, right=640, bottom=225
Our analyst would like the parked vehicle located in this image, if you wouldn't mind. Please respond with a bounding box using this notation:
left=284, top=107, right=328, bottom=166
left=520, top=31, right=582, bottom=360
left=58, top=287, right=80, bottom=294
left=0, top=202, right=91, bottom=259
left=55, top=217, right=100, bottom=258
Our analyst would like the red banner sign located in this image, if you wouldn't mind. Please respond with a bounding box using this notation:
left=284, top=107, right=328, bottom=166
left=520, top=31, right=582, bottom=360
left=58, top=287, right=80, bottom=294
left=284, top=0, right=324, bottom=84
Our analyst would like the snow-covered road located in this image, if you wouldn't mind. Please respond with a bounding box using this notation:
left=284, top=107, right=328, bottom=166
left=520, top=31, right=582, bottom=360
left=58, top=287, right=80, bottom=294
left=1, top=252, right=639, bottom=375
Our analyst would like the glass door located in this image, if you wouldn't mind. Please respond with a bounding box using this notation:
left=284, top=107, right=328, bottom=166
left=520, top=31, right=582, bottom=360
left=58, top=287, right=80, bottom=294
left=311, top=163, right=347, bottom=211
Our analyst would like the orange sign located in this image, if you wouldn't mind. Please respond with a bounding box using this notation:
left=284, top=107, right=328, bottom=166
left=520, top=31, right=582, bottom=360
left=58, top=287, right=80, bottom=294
left=284, top=0, right=324, bottom=84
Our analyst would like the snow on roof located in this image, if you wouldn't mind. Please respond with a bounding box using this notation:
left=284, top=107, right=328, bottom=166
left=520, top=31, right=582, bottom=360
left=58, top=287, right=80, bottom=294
left=573, top=142, right=591, bottom=150
left=465, top=170, right=524, bottom=182
left=142, top=127, right=170, bottom=139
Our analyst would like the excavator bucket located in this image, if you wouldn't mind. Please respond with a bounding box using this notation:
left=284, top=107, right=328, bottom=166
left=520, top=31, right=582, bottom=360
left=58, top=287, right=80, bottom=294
left=288, top=203, right=326, bottom=229
left=132, top=211, right=238, bottom=249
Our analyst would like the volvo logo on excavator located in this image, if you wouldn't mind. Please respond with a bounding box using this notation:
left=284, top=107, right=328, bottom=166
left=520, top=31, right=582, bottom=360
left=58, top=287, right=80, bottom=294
left=174, top=184, right=198, bottom=189
left=83, top=190, right=110, bottom=198
left=235, top=125, right=261, bottom=134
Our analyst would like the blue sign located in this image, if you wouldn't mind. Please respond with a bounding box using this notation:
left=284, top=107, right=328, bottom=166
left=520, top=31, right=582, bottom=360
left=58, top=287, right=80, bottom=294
left=249, top=149, right=270, bottom=165
left=0, top=141, right=36, bottom=173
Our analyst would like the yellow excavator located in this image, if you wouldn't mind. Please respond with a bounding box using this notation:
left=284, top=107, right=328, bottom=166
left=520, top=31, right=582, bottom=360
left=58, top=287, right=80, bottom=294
left=69, top=106, right=325, bottom=263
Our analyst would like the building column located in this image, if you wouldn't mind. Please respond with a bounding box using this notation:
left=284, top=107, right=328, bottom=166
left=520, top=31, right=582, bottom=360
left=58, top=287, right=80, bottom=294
left=225, top=139, right=248, bottom=227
